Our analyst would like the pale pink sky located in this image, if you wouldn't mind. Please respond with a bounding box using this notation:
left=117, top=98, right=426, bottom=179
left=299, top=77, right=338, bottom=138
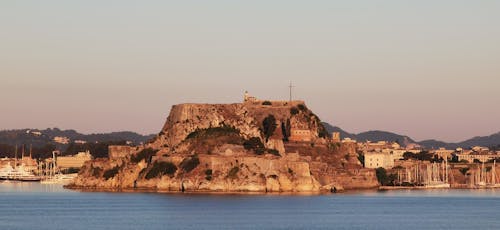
left=1, top=1, right=499, bottom=142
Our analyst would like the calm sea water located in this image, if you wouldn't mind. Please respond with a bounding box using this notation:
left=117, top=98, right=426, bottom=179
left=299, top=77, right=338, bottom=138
left=0, top=182, right=499, bottom=230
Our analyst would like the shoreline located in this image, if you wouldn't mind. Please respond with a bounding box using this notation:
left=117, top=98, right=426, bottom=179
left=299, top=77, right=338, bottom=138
left=63, top=183, right=385, bottom=195
left=379, top=185, right=500, bottom=190
left=3, top=181, right=499, bottom=194
left=64, top=184, right=499, bottom=195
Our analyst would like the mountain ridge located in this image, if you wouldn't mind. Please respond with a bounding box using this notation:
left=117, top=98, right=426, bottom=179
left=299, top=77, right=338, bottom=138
left=0, top=128, right=155, bottom=148
left=2, top=124, right=499, bottom=151
left=322, top=122, right=500, bottom=149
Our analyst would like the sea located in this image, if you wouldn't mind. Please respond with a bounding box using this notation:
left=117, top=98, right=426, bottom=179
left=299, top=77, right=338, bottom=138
left=0, top=182, right=499, bottom=230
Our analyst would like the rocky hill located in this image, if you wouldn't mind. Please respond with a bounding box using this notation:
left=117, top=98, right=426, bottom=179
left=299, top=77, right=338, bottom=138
left=68, top=98, right=378, bottom=193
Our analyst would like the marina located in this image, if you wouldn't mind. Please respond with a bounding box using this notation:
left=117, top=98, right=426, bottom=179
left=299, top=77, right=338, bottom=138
left=0, top=147, right=77, bottom=184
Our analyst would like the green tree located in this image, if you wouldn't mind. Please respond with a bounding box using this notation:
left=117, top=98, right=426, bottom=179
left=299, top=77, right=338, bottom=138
left=297, top=104, right=307, bottom=111
left=459, top=167, right=470, bottom=175
left=281, top=119, right=291, bottom=142
left=145, top=161, right=177, bottom=179
left=375, top=167, right=388, bottom=185
left=262, top=115, right=277, bottom=141
left=103, top=166, right=120, bottom=180
left=180, top=155, right=200, bottom=172
left=375, top=167, right=396, bottom=186
left=357, top=153, right=365, bottom=166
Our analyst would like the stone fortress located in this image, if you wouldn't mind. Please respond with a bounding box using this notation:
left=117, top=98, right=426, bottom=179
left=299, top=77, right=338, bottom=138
left=69, top=92, right=378, bottom=193
left=243, top=91, right=313, bottom=143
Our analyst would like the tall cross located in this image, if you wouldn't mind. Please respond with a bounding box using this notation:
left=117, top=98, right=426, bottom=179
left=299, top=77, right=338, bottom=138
left=289, top=81, right=294, bottom=102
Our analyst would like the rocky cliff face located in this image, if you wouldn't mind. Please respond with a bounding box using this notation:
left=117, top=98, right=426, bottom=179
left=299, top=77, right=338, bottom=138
left=68, top=101, right=378, bottom=192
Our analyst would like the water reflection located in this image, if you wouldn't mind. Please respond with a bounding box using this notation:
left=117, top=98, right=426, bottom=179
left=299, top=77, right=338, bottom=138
left=0, top=182, right=499, bottom=230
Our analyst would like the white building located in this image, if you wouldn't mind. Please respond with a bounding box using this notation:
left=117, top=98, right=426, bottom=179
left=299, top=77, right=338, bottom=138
left=342, top=138, right=357, bottom=143
left=364, top=152, right=394, bottom=169
left=53, top=136, right=70, bottom=144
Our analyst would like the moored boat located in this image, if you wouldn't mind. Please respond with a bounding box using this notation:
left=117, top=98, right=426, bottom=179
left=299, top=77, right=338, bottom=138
left=0, top=163, right=41, bottom=181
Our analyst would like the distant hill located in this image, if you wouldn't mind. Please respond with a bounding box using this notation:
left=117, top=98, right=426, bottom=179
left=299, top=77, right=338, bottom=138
left=321, top=123, right=356, bottom=140
left=0, top=128, right=155, bottom=148
left=458, top=132, right=500, bottom=149
left=322, top=122, right=500, bottom=149
left=417, top=133, right=500, bottom=150
left=356, top=131, right=415, bottom=146
left=417, top=139, right=458, bottom=149
left=322, top=123, right=415, bottom=147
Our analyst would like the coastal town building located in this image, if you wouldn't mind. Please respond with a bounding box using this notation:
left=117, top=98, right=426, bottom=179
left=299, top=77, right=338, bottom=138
left=360, top=140, right=426, bottom=169
left=342, top=138, right=357, bottom=143
left=243, top=91, right=305, bottom=106
left=289, top=129, right=312, bottom=142
left=456, top=152, right=499, bottom=163
left=361, top=141, right=405, bottom=152
left=453, top=146, right=499, bottom=163
left=57, top=151, right=92, bottom=169
left=432, top=148, right=455, bottom=160
left=53, top=136, right=70, bottom=144
left=364, top=152, right=394, bottom=169
left=26, top=130, right=42, bottom=136
left=332, top=132, right=340, bottom=143
left=472, top=146, right=490, bottom=152
left=381, top=149, right=406, bottom=160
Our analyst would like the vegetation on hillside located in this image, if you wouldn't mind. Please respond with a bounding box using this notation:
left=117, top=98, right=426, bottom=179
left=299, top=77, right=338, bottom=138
left=103, top=166, right=120, bottom=180
left=281, top=119, right=291, bottom=142
left=403, top=151, right=434, bottom=161
left=90, top=165, right=102, bottom=178
left=186, top=126, right=240, bottom=140
left=0, top=128, right=153, bottom=152
left=297, top=104, right=307, bottom=111
left=243, top=137, right=265, bottom=154
left=180, top=155, right=200, bottom=172
left=242, top=137, right=280, bottom=156
left=0, top=143, right=57, bottom=159
left=184, top=125, right=245, bottom=155
left=145, top=161, right=177, bottom=179
left=131, top=148, right=158, bottom=163
left=205, top=169, right=213, bottom=180
left=262, top=115, right=277, bottom=141
left=228, top=166, right=239, bottom=179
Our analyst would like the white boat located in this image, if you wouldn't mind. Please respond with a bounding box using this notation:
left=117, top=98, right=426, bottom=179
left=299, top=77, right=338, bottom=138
left=0, top=163, right=41, bottom=181
left=40, top=173, right=77, bottom=185
left=424, top=182, right=451, bottom=188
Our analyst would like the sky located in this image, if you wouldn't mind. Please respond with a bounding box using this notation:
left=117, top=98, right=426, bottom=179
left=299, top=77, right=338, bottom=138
left=1, top=1, right=499, bottom=142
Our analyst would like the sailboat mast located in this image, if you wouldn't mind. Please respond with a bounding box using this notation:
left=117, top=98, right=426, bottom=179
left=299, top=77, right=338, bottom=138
left=445, top=158, right=448, bottom=183
left=493, top=160, right=496, bottom=185
left=482, top=162, right=485, bottom=184
left=14, top=145, right=18, bottom=168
